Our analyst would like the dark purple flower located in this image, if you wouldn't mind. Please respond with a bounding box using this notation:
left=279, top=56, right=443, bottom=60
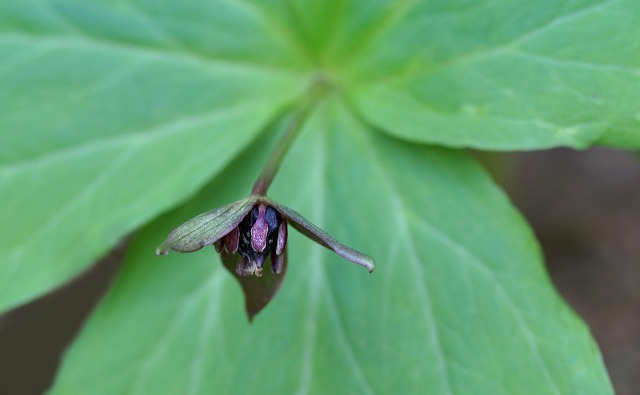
left=214, top=202, right=287, bottom=277
left=157, top=195, right=374, bottom=319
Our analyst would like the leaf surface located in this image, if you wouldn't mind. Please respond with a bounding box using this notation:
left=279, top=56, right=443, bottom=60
left=0, top=0, right=306, bottom=311
left=52, top=100, right=612, bottom=394
left=347, top=0, right=640, bottom=149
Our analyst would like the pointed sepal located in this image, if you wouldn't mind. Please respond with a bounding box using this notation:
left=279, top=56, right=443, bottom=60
left=156, top=196, right=259, bottom=255
left=268, top=199, right=375, bottom=273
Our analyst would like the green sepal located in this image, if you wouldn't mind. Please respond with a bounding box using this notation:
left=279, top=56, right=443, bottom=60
left=268, top=198, right=376, bottom=273
left=156, top=196, right=259, bottom=255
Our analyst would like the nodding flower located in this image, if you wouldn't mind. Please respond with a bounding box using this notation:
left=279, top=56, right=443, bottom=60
left=156, top=195, right=374, bottom=320
left=215, top=203, right=287, bottom=277
left=157, top=195, right=375, bottom=276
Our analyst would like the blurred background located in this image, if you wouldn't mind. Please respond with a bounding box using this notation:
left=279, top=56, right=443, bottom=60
left=0, top=147, right=638, bottom=395
left=507, top=148, right=640, bottom=395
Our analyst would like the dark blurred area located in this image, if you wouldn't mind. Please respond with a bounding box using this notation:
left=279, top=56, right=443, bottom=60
left=507, top=148, right=640, bottom=395
left=0, top=148, right=638, bottom=395
left=0, top=240, right=127, bottom=395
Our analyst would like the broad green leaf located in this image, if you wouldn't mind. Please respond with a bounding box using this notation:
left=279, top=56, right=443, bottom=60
left=52, top=100, right=611, bottom=394
left=347, top=0, right=640, bottom=149
left=0, top=0, right=307, bottom=311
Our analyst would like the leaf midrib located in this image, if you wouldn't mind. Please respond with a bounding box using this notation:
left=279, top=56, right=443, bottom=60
left=0, top=31, right=303, bottom=76
left=0, top=97, right=274, bottom=177
left=347, top=106, right=562, bottom=393
left=341, top=107, right=453, bottom=394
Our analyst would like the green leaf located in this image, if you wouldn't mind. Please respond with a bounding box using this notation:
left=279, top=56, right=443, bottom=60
left=52, top=100, right=611, bottom=394
left=347, top=0, right=640, bottom=149
left=0, top=0, right=306, bottom=311
left=2, top=1, right=617, bottom=393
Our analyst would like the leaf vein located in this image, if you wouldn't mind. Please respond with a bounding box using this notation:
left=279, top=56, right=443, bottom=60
left=349, top=118, right=453, bottom=394
left=0, top=32, right=300, bottom=77
left=7, top=146, right=140, bottom=264
left=413, top=220, right=563, bottom=395
left=186, top=275, right=223, bottom=395
left=324, top=278, right=375, bottom=395
left=0, top=100, right=260, bottom=176
left=291, top=128, right=327, bottom=395
left=130, top=271, right=222, bottom=395
left=512, top=50, right=640, bottom=74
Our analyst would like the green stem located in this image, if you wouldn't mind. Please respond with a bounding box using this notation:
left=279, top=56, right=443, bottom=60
left=251, top=75, right=329, bottom=196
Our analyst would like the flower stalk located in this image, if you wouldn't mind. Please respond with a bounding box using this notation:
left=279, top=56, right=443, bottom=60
left=251, top=77, right=328, bottom=196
